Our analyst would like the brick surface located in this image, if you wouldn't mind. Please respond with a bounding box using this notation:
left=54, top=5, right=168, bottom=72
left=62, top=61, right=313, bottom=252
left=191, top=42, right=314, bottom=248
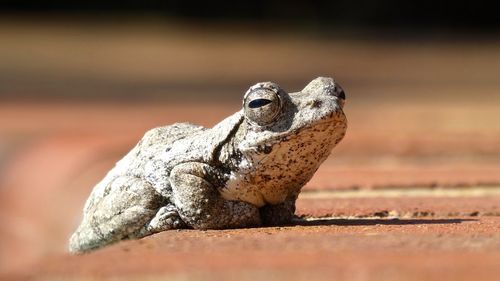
left=10, top=216, right=500, bottom=281
left=1, top=99, right=500, bottom=280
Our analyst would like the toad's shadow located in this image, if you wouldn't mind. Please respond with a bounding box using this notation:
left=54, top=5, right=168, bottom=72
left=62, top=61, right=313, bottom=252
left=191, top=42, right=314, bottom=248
left=291, top=217, right=475, bottom=227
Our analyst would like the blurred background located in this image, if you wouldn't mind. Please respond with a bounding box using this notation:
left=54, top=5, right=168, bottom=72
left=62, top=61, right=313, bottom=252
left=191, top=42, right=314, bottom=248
left=1, top=0, right=500, bottom=276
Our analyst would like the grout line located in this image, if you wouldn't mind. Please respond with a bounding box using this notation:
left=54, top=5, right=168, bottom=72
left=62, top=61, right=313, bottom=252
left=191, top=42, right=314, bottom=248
left=299, top=186, right=500, bottom=199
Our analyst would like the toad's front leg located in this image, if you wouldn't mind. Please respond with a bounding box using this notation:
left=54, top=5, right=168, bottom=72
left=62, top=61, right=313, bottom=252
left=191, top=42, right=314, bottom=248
left=259, top=195, right=297, bottom=226
left=170, top=162, right=262, bottom=229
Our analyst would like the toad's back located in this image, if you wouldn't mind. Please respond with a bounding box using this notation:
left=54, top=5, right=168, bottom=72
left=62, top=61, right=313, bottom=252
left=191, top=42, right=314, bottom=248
left=119, top=123, right=206, bottom=179
left=69, top=122, right=205, bottom=253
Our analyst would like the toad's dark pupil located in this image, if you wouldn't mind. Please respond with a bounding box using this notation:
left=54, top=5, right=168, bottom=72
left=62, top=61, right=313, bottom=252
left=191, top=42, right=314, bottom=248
left=248, top=98, right=272, bottom=108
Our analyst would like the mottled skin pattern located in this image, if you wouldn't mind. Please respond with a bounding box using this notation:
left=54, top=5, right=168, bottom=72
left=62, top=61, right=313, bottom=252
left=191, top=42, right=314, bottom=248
left=69, top=77, right=347, bottom=253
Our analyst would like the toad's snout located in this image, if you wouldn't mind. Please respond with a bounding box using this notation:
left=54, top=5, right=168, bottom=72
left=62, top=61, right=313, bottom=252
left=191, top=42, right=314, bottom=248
left=302, top=77, right=346, bottom=108
left=323, top=82, right=346, bottom=109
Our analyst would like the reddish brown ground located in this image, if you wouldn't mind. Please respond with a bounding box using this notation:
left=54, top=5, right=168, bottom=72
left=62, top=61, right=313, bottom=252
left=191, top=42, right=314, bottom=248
left=1, top=22, right=500, bottom=281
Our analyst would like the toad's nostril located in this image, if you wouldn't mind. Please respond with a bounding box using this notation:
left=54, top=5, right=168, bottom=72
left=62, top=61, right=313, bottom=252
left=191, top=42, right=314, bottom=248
left=328, top=83, right=346, bottom=100
left=337, top=89, right=346, bottom=100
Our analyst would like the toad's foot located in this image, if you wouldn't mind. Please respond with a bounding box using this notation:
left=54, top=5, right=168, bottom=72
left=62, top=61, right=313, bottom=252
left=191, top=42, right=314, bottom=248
left=134, top=204, right=187, bottom=238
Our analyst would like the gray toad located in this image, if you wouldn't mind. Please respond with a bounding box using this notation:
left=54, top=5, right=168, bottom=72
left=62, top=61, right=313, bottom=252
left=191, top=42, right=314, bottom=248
left=69, top=77, right=347, bottom=253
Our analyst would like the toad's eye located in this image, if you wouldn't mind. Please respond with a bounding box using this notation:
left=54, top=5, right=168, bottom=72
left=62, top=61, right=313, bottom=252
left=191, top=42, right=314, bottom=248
left=248, top=98, right=272, bottom=108
left=243, top=83, right=282, bottom=126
